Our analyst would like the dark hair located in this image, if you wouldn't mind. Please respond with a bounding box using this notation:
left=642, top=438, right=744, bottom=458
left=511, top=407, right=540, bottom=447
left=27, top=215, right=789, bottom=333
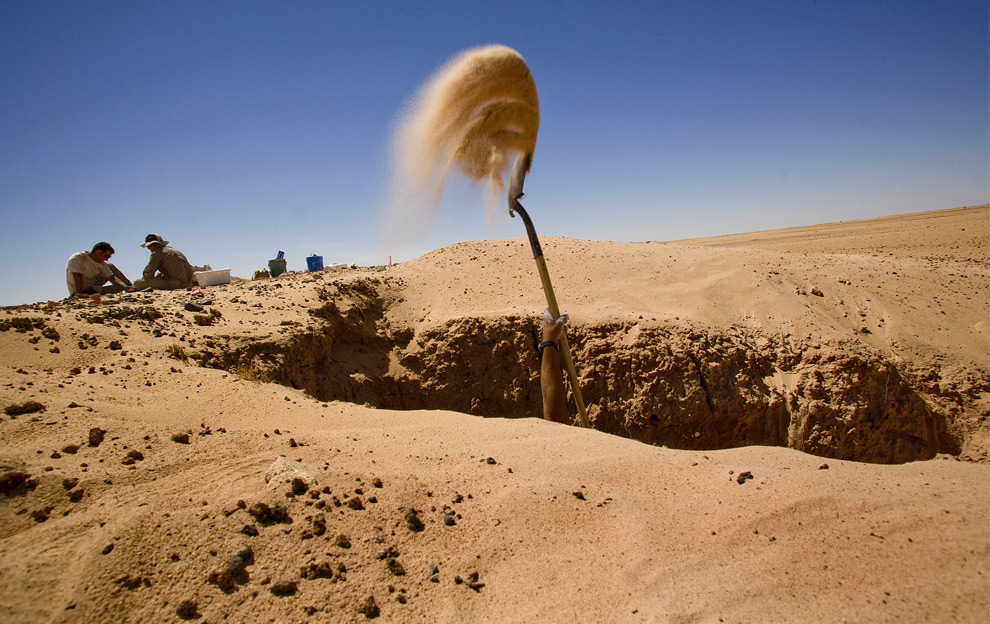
left=92, top=242, right=115, bottom=254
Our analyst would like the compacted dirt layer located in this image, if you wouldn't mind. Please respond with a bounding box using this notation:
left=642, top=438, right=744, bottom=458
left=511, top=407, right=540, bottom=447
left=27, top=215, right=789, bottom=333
left=192, top=280, right=972, bottom=464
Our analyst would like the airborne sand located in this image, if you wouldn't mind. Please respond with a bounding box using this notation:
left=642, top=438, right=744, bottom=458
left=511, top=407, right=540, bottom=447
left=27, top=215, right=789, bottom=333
left=0, top=205, right=987, bottom=622
left=386, top=44, right=539, bottom=243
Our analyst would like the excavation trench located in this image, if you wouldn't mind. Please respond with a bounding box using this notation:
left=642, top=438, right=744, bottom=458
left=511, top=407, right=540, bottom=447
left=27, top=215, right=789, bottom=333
left=192, top=280, right=961, bottom=464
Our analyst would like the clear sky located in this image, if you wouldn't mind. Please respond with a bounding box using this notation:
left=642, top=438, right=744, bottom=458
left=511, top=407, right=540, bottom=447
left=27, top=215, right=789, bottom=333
left=1, top=0, right=987, bottom=306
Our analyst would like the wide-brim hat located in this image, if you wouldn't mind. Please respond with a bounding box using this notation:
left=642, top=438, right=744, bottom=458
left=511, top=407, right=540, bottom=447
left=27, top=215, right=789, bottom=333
left=140, top=233, right=169, bottom=248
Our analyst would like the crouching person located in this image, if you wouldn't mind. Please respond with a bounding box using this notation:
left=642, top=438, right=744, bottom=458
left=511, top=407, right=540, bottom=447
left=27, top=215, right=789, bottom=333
left=65, top=242, right=133, bottom=297
left=133, top=233, right=195, bottom=291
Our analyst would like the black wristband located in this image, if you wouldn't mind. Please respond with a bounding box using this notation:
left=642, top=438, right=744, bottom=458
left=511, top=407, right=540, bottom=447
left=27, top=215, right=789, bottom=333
left=537, top=341, right=558, bottom=355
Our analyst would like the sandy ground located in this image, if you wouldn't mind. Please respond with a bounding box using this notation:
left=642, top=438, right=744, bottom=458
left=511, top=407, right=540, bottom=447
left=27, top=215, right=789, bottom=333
left=1, top=205, right=987, bottom=622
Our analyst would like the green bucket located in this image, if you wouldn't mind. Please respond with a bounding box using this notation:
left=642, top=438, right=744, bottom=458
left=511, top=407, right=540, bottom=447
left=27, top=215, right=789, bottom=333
left=268, top=258, right=287, bottom=277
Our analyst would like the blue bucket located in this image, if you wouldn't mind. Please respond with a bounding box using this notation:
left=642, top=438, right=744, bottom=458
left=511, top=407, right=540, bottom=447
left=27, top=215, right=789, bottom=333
left=306, top=255, right=324, bottom=272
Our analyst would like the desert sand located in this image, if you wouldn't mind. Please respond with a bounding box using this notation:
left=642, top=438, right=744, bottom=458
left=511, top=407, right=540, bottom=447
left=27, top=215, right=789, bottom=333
left=1, top=205, right=987, bottom=623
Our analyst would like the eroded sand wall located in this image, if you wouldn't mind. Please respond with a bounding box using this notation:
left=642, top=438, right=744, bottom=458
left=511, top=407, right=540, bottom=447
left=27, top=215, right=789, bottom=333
left=192, top=278, right=970, bottom=464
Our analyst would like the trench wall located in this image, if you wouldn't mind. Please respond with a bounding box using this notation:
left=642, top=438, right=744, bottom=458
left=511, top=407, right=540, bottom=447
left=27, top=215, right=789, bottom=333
left=193, top=279, right=964, bottom=464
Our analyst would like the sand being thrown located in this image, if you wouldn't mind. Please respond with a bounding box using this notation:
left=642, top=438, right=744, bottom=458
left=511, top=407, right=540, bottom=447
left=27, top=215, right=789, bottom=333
left=386, top=45, right=539, bottom=239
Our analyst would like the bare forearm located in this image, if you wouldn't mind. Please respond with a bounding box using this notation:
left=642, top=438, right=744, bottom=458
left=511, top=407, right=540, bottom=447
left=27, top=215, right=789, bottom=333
left=108, top=263, right=132, bottom=287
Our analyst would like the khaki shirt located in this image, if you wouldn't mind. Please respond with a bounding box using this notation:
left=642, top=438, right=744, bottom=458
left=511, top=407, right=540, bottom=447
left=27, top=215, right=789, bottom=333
left=143, top=246, right=195, bottom=286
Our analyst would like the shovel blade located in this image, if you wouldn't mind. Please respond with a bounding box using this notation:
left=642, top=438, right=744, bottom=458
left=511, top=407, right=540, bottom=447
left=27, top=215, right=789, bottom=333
left=508, top=153, right=532, bottom=204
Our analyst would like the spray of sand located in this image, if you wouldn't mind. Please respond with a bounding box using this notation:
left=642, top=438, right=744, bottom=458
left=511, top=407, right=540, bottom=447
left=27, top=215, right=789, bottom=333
left=385, top=45, right=540, bottom=243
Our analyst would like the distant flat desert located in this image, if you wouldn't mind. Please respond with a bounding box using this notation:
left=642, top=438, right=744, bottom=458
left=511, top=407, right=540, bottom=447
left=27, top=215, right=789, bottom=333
left=1, top=204, right=987, bottom=622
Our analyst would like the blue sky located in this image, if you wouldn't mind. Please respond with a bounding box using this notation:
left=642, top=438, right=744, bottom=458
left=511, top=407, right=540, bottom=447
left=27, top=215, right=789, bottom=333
left=1, top=0, right=987, bottom=305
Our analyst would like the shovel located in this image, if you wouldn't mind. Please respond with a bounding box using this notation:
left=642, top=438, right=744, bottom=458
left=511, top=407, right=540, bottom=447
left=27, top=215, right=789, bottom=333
left=508, top=154, right=590, bottom=428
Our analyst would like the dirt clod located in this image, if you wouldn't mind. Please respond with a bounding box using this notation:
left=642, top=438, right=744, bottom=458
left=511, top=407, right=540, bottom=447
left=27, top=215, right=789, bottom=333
left=176, top=600, right=199, bottom=619
left=247, top=502, right=291, bottom=525
left=208, top=545, right=253, bottom=590
left=269, top=580, right=297, bottom=596
left=0, top=471, right=34, bottom=496
left=291, top=477, right=308, bottom=495
left=346, top=496, right=364, bottom=510
left=358, top=595, right=380, bottom=619
left=5, top=401, right=45, bottom=416
left=404, top=508, right=425, bottom=532
left=88, top=428, right=106, bottom=447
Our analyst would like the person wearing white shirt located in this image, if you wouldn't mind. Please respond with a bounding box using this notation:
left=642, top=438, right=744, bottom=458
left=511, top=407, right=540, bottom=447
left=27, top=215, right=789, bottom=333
left=65, top=242, right=132, bottom=297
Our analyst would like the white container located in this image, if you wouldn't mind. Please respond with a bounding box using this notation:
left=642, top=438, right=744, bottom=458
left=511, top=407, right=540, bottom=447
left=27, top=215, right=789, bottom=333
left=194, top=269, right=231, bottom=287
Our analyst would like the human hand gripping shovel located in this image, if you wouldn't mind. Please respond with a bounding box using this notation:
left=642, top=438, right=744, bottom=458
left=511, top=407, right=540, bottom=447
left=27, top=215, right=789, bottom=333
left=508, top=154, right=590, bottom=428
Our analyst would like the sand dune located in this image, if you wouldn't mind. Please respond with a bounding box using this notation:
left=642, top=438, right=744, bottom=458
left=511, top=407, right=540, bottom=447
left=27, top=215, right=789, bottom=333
left=1, top=205, right=987, bottom=622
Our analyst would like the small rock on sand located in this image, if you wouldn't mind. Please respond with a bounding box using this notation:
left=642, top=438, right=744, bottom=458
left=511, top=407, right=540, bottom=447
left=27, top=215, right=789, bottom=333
left=88, top=428, right=106, bottom=447
left=0, top=471, right=34, bottom=496
left=176, top=600, right=199, bottom=619
left=264, top=456, right=315, bottom=490
left=358, top=595, right=380, bottom=619
left=269, top=580, right=297, bottom=596
left=404, top=508, right=425, bottom=532
left=208, top=545, right=253, bottom=590
left=5, top=401, right=45, bottom=416
left=247, top=502, right=291, bottom=525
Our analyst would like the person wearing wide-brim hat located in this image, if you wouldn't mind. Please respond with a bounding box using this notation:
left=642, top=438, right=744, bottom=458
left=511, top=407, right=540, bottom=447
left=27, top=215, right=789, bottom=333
left=132, top=233, right=195, bottom=291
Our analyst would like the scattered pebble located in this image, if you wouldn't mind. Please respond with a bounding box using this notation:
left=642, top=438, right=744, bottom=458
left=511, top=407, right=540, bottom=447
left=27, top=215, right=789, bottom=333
left=0, top=471, right=34, bottom=495
left=208, top=545, right=253, bottom=590
left=358, top=595, right=379, bottom=619
left=88, top=428, right=106, bottom=447
left=269, top=580, right=297, bottom=596
left=176, top=600, right=199, bottom=619
left=404, top=508, right=425, bottom=532
left=346, top=496, right=364, bottom=510
left=247, top=502, right=291, bottom=525
left=4, top=401, right=45, bottom=416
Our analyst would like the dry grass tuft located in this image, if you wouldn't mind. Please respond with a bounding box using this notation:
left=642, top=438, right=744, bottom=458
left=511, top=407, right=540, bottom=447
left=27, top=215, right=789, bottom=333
left=166, top=343, right=188, bottom=362
left=236, top=362, right=272, bottom=383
